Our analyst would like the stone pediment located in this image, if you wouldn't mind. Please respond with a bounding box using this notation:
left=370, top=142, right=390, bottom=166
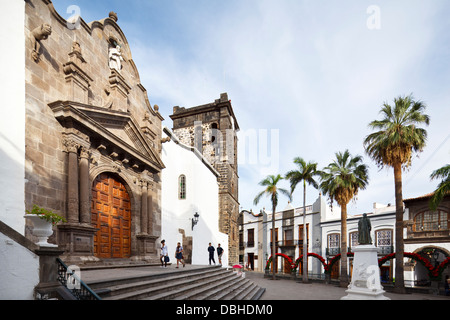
left=49, top=100, right=165, bottom=173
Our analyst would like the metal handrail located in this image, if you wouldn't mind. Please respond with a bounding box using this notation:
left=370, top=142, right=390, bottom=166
left=56, top=258, right=101, bottom=300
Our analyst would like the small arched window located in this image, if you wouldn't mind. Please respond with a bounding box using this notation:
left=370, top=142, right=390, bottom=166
left=211, top=123, right=218, bottom=143
left=349, top=231, right=358, bottom=248
left=327, top=233, right=340, bottom=256
left=414, top=210, right=448, bottom=231
left=178, top=175, right=186, bottom=200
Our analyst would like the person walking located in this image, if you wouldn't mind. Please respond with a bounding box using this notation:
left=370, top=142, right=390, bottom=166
left=160, top=240, right=169, bottom=268
left=175, top=242, right=185, bottom=268
left=207, top=242, right=216, bottom=265
left=217, top=243, right=224, bottom=265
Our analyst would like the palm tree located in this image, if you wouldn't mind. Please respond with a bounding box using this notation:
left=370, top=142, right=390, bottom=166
left=320, top=150, right=369, bottom=287
left=364, top=94, right=429, bottom=293
left=285, top=157, right=320, bottom=283
left=254, top=174, right=291, bottom=280
left=429, top=164, right=450, bottom=210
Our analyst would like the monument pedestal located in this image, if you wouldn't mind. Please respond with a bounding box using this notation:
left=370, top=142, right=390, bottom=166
left=341, top=244, right=390, bottom=300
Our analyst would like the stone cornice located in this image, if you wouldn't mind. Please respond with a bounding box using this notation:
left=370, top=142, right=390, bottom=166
left=49, top=100, right=165, bottom=173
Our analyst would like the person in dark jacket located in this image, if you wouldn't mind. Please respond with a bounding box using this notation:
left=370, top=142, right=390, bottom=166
left=217, top=243, right=224, bottom=265
left=208, top=243, right=216, bottom=265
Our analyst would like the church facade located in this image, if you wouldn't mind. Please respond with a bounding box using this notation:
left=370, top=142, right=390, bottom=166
left=24, top=0, right=164, bottom=264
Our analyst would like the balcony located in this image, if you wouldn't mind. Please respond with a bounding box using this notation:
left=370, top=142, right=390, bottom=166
left=269, top=240, right=307, bottom=247
left=326, top=247, right=340, bottom=256
left=240, top=241, right=258, bottom=249
left=378, top=245, right=394, bottom=255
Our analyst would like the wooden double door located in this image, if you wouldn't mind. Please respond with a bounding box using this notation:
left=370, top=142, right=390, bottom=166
left=92, top=173, right=131, bottom=259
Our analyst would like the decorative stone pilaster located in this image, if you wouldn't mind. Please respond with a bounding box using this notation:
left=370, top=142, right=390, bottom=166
left=134, top=173, right=157, bottom=262
left=63, top=138, right=80, bottom=224
left=140, top=179, right=148, bottom=235
left=58, top=139, right=97, bottom=263
left=147, top=190, right=154, bottom=235
left=79, top=146, right=91, bottom=224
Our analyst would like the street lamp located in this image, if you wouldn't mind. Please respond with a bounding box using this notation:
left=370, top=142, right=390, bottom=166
left=192, top=212, right=199, bottom=230
left=433, top=249, right=440, bottom=268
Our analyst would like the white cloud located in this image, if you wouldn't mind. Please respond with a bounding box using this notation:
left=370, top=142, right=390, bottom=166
left=126, top=1, right=450, bottom=214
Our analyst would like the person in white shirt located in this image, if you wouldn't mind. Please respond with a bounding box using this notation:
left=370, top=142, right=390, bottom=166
left=160, top=239, right=169, bottom=268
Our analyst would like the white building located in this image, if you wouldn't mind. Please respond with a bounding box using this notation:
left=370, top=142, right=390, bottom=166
left=241, top=199, right=396, bottom=279
left=161, top=127, right=228, bottom=266
left=240, top=194, right=330, bottom=275
left=242, top=194, right=450, bottom=290
left=320, top=203, right=396, bottom=281
left=0, top=1, right=41, bottom=300
left=239, top=209, right=264, bottom=271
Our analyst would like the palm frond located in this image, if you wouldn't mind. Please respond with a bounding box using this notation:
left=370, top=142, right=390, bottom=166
left=429, top=164, right=450, bottom=210
left=364, top=94, right=429, bottom=169
left=319, top=149, right=369, bottom=207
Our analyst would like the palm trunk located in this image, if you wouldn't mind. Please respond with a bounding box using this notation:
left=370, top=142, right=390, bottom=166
left=393, top=162, right=405, bottom=293
left=302, top=181, right=308, bottom=283
left=340, top=203, right=348, bottom=287
left=272, top=202, right=276, bottom=280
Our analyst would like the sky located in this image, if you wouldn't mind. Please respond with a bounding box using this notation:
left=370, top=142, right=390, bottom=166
left=53, top=0, right=450, bottom=216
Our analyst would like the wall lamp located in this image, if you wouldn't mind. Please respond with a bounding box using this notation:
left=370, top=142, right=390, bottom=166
left=192, top=212, right=199, bottom=230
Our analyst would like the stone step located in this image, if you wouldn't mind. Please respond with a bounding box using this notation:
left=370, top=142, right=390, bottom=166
left=83, top=265, right=265, bottom=301
left=234, top=283, right=263, bottom=300
left=86, top=265, right=221, bottom=292
left=172, top=272, right=243, bottom=300
left=100, top=269, right=232, bottom=300
left=214, top=278, right=255, bottom=300
left=148, top=271, right=239, bottom=300
left=193, top=276, right=250, bottom=300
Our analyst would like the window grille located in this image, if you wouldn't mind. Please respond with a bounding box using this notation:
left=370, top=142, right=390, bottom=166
left=179, top=175, right=186, bottom=199
left=376, top=229, right=392, bottom=246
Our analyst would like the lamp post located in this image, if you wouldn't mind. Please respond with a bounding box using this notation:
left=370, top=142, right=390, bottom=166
left=192, top=212, right=199, bottom=230
left=433, top=249, right=440, bottom=268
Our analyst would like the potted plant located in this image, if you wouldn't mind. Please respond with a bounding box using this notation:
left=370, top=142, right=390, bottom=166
left=24, top=205, right=66, bottom=247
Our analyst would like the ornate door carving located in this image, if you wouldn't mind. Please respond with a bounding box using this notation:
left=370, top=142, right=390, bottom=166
left=92, top=173, right=131, bottom=259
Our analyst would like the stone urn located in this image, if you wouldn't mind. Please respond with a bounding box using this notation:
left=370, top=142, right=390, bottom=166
left=24, top=215, right=57, bottom=247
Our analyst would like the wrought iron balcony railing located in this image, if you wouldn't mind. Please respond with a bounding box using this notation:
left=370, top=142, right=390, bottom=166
left=56, top=258, right=101, bottom=300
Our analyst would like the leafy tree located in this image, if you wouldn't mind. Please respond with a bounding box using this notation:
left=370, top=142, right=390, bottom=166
left=254, top=174, right=291, bottom=280
left=320, top=150, right=369, bottom=287
left=285, top=157, right=320, bottom=283
left=429, top=164, right=450, bottom=210
left=364, top=94, right=429, bottom=293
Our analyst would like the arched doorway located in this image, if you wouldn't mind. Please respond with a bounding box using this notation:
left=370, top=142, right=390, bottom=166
left=91, top=173, right=131, bottom=259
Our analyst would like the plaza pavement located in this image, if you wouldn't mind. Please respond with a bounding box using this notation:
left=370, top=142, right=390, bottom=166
left=244, top=270, right=449, bottom=300
left=80, top=264, right=449, bottom=300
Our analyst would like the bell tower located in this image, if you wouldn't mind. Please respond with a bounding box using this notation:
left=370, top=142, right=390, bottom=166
left=170, top=93, right=240, bottom=265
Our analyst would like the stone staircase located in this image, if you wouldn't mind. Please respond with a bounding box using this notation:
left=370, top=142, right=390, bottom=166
left=84, top=265, right=265, bottom=300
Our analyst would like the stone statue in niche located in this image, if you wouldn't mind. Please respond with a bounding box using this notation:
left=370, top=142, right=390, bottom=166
left=72, top=41, right=81, bottom=55
left=358, top=213, right=372, bottom=245
left=109, top=45, right=123, bottom=72
left=31, top=23, right=52, bottom=62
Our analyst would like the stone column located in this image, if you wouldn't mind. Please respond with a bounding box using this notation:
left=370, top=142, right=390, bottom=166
left=147, top=192, right=153, bottom=235
left=79, top=147, right=91, bottom=224
left=64, top=139, right=79, bottom=223
left=141, top=180, right=148, bottom=234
